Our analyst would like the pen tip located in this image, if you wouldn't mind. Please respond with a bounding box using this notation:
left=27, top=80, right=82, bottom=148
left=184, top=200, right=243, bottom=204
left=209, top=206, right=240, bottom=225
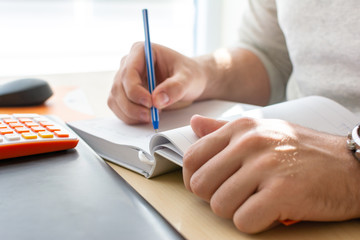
left=155, top=129, right=158, bottom=133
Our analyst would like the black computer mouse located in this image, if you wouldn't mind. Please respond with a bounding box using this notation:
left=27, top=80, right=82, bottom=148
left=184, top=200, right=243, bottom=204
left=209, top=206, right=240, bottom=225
left=0, top=78, right=53, bottom=107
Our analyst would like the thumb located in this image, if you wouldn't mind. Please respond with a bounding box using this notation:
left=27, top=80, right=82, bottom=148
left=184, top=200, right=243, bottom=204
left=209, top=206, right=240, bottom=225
left=152, top=74, right=190, bottom=109
left=190, top=115, right=228, bottom=138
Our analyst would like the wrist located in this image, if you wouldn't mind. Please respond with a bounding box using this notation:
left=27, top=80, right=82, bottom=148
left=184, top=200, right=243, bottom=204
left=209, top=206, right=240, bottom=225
left=193, top=53, right=226, bottom=100
left=194, top=48, right=271, bottom=105
left=347, top=124, right=360, bottom=161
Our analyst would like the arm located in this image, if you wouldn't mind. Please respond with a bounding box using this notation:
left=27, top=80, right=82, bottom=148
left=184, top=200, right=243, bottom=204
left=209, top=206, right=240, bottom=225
left=108, top=43, right=271, bottom=124
left=196, top=48, right=270, bottom=106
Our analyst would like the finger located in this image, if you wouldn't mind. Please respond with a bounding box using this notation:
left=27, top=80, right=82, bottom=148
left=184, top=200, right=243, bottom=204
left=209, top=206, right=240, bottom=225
left=209, top=153, right=271, bottom=219
left=108, top=83, right=151, bottom=124
left=122, top=68, right=152, bottom=108
left=152, top=73, right=189, bottom=109
left=233, top=188, right=281, bottom=234
left=182, top=125, right=231, bottom=192
left=190, top=115, right=228, bottom=138
left=127, top=42, right=148, bottom=73
left=189, top=144, right=245, bottom=202
left=189, top=128, right=266, bottom=202
left=121, top=43, right=153, bottom=108
left=183, top=117, right=261, bottom=192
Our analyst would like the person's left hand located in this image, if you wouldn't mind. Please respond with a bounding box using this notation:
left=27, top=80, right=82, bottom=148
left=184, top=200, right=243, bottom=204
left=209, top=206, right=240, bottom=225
left=183, top=115, right=360, bottom=234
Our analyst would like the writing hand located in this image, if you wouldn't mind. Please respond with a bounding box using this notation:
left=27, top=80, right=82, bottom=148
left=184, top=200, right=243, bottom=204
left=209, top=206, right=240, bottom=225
left=108, top=42, right=207, bottom=124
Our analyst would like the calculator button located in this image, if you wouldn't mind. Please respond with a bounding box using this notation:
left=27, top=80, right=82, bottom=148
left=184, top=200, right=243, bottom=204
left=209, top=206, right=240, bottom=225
left=5, top=134, right=20, bottom=141
left=33, top=117, right=48, bottom=122
left=3, top=119, right=18, bottom=124
left=25, top=122, right=40, bottom=127
left=0, top=114, right=12, bottom=119
left=38, top=131, right=54, bottom=138
left=22, top=132, right=38, bottom=139
left=13, top=114, right=40, bottom=118
left=18, top=118, right=33, bottom=123
left=0, top=124, right=8, bottom=128
left=46, top=126, right=61, bottom=132
left=39, top=121, right=54, bottom=127
left=54, top=131, right=69, bottom=138
left=0, top=128, right=14, bottom=135
left=31, top=126, right=46, bottom=132
left=15, top=127, right=30, bottom=133
left=9, top=122, right=24, bottom=128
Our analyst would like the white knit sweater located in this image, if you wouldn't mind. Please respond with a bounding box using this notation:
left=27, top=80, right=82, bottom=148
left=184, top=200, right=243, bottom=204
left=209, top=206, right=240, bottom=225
left=237, top=0, right=360, bottom=115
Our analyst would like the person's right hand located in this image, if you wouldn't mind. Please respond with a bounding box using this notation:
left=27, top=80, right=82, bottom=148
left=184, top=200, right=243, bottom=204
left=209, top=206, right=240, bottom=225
left=108, top=42, right=207, bottom=124
left=183, top=115, right=360, bottom=233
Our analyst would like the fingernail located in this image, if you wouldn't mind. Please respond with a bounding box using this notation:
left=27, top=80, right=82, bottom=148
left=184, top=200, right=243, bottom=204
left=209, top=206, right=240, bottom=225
left=139, top=97, right=151, bottom=108
left=140, top=112, right=150, bottom=122
left=157, top=92, right=170, bottom=108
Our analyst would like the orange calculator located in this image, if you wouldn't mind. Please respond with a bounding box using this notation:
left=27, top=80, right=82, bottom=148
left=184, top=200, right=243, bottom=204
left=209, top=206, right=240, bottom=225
left=0, top=114, right=79, bottom=160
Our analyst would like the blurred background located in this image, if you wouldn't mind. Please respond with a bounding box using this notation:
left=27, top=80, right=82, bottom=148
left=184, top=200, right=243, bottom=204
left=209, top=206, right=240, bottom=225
left=0, top=0, right=244, bottom=77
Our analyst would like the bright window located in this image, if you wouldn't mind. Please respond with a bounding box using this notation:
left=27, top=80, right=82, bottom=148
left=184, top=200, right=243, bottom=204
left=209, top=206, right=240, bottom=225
left=0, top=0, right=244, bottom=77
left=0, top=0, right=195, bottom=76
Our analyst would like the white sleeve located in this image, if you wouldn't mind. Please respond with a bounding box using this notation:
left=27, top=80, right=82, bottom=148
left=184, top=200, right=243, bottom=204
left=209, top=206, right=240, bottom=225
left=237, top=0, right=292, bottom=104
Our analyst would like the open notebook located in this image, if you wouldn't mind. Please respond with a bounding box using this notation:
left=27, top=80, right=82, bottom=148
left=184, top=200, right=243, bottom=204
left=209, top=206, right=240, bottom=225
left=68, top=96, right=359, bottom=178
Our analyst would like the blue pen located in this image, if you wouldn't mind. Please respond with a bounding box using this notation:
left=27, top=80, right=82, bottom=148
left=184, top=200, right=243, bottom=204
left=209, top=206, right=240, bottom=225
left=142, top=9, right=159, bottom=132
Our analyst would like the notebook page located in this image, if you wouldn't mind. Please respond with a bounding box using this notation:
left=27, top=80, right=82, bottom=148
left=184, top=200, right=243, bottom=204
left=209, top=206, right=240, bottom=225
left=240, top=96, right=359, bottom=135
left=69, top=117, right=154, bottom=152
left=150, top=126, right=196, bottom=157
left=68, top=100, right=250, bottom=155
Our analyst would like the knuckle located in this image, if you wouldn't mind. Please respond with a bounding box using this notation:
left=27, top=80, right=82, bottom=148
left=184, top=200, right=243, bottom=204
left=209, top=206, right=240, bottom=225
left=251, top=154, right=277, bottom=173
left=210, top=196, right=229, bottom=218
left=113, top=70, right=125, bottom=90
left=244, top=131, right=267, bottom=146
left=182, top=148, right=197, bottom=171
left=130, top=41, right=144, bottom=52
left=125, top=85, right=139, bottom=99
left=230, top=117, right=257, bottom=129
left=233, top=219, right=247, bottom=233
left=107, top=95, right=114, bottom=109
left=233, top=212, right=260, bottom=234
left=169, top=79, right=186, bottom=94
left=121, top=101, right=133, bottom=115
left=110, top=81, right=120, bottom=96
left=229, top=130, right=268, bottom=153
left=120, top=55, right=127, bottom=67
left=233, top=219, right=256, bottom=234
left=189, top=174, right=207, bottom=198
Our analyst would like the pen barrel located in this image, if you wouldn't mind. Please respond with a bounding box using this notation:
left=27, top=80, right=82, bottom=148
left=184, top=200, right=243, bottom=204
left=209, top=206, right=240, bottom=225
left=143, top=8, right=159, bottom=131
left=151, top=106, right=159, bottom=130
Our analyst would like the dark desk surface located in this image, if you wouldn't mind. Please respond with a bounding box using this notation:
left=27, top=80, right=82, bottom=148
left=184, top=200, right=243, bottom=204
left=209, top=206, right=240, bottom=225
left=0, top=122, right=183, bottom=240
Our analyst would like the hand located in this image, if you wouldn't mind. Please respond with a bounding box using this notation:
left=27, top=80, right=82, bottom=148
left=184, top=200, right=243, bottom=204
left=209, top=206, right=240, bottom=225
left=183, top=115, right=360, bottom=233
left=108, top=42, right=207, bottom=124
